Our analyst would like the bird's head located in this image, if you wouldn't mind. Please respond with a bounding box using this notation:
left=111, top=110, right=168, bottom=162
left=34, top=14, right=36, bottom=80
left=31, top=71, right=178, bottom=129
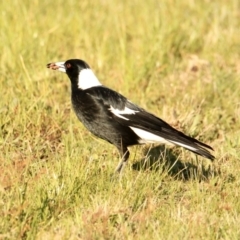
left=47, top=59, right=102, bottom=90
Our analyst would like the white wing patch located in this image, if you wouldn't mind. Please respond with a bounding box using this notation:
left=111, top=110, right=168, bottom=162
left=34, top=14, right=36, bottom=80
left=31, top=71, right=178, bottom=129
left=78, top=69, right=102, bottom=90
left=130, top=127, right=170, bottom=144
left=109, top=106, right=138, bottom=120
left=131, top=127, right=199, bottom=150
left=168, top=141, right=197, bottom=151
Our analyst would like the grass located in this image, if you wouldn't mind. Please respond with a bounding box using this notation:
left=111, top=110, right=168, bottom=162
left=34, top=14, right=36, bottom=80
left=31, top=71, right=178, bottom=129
left=1, top=0, right=240, bottom=239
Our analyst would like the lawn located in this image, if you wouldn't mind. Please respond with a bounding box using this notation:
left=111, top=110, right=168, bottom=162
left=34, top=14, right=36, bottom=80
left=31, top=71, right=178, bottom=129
left=1, top=0, right=240, bottom=239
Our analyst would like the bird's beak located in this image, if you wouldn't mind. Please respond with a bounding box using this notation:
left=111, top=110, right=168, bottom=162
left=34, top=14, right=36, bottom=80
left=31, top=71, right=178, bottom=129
left=46, top=61, right=66, bottom=73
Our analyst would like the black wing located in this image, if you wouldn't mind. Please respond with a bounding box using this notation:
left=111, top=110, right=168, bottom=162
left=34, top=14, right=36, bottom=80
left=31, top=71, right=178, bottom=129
left=85, top=86, right=138, bottom=110
left=85, top=86, right=214, bottom=160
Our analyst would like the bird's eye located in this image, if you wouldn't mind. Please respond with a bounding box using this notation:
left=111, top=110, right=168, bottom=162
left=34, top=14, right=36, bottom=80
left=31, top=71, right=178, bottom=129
left=65, top=63, right=71, bottom=69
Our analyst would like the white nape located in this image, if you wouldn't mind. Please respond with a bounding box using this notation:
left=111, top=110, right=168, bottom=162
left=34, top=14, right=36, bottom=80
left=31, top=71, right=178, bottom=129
left=110, top=106, right=139, bottom=120
left=130, top=127, right=170, bottom=144
left=78, top=69, right=102, bottom=90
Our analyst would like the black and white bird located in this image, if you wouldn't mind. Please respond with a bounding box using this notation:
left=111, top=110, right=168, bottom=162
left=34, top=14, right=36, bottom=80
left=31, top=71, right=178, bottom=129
left=47, top=59, right=214, bottom=173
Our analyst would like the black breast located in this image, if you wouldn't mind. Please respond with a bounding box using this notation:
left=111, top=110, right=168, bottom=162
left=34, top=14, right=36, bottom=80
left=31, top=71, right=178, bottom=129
left=71, top=88, right=140, bottom=147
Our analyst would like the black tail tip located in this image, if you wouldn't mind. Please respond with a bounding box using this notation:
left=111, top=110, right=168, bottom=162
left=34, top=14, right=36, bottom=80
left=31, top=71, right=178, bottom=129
left=209, top=155, right=215, bottom=161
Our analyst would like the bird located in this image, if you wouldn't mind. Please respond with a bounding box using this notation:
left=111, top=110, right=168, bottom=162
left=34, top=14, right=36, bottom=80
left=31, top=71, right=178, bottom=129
left=47, top=59, right=214, bottom=173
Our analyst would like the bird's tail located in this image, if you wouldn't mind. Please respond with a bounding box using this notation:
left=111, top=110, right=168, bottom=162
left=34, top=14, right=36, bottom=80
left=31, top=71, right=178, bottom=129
left=168, top=138, right=214, bottom=161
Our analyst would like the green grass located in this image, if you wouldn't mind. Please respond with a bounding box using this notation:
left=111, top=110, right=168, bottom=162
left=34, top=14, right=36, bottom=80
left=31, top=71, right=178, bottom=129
left=1, top=0, right=240, bottom=239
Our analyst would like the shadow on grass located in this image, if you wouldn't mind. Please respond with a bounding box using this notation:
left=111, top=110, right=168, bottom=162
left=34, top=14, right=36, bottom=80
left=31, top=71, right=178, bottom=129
left=131, top=145, right=218, bottom=181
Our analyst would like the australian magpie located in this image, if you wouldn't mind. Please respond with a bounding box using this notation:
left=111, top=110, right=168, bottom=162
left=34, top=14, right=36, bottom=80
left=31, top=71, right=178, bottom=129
left=47, top=59, right=214, bottom=173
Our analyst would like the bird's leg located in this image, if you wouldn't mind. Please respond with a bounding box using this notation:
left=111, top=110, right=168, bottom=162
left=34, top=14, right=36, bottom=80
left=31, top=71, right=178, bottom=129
left=115, top=147, right=130, bottom=174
